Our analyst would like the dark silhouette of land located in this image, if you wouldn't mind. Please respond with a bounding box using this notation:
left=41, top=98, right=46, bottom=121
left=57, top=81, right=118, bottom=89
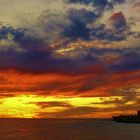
left=113, top=111, right=140, bottom=123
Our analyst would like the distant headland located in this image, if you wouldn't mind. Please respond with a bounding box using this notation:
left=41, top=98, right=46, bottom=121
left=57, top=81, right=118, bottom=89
left=112, top=111, right=140, bottom=123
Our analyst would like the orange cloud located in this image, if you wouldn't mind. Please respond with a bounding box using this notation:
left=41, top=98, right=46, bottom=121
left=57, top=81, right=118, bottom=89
left=0, top=68, right=139, bottom=118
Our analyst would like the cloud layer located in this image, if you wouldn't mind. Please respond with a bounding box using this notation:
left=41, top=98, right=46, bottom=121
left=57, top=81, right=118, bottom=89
left=0, top=0, right=139, bottom=118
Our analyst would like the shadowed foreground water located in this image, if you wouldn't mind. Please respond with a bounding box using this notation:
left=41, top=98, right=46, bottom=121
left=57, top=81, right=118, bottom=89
left=0, top=119, right=140, bottom=140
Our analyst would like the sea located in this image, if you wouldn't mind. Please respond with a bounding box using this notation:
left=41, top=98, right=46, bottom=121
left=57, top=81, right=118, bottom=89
left=0, top=119, right=140, bottom=140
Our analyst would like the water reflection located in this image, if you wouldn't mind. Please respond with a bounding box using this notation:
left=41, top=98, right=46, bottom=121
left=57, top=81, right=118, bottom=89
left=0, top=119, right=140, bottom=140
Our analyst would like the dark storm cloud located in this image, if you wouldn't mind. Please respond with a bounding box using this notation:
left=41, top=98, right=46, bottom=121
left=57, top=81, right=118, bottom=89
left=64, top=9, right=129, bottom=42
left=39, top=8, right=100, bottom=41
left=0, top=25, right=46, bottom=51
left=36, top=0, right=138, bottom=47
left=62, top=8, right=97, bottom=40
left=39, top=1, right=128, bottom=42
left=67, top=0, right=125, bottom=7
left=0, top=26, right=82, bottom=73
left=71, top=46, right=140, bottom=72
left=89, top=24, right=129, bottom=41
left=89, top=11, right=131, bottom=42
left=0, top=7, right=139, bottom=74
left=63, top=10, right=130, bottom=42
left=110, top=48, right=140, bottom=71
left=0, top=49, right=138, bottom=75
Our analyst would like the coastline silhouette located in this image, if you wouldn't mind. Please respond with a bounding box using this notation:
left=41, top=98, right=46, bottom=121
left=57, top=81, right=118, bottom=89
left=112, top=111, right=140, bottom=123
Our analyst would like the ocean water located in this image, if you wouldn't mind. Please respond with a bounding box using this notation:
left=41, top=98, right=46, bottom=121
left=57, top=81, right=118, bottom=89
left=0, top=119, right=140, bottom=140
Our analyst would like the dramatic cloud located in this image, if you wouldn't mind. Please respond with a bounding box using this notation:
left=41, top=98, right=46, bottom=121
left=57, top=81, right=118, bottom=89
left=0, top=0, right=139, bottom=118
left=67, top=0, right=125, bottom=7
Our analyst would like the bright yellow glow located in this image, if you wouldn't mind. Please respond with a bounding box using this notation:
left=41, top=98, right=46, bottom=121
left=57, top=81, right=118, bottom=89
left=0, top=94, right=123, bottom=118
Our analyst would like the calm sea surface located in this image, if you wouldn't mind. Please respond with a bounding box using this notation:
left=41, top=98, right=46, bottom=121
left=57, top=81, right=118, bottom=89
left=0, top=119, right=140, bottom=140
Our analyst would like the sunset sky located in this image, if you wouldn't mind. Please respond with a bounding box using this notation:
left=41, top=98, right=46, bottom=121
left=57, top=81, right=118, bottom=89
left=0, top=0, right=140, bottom=118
